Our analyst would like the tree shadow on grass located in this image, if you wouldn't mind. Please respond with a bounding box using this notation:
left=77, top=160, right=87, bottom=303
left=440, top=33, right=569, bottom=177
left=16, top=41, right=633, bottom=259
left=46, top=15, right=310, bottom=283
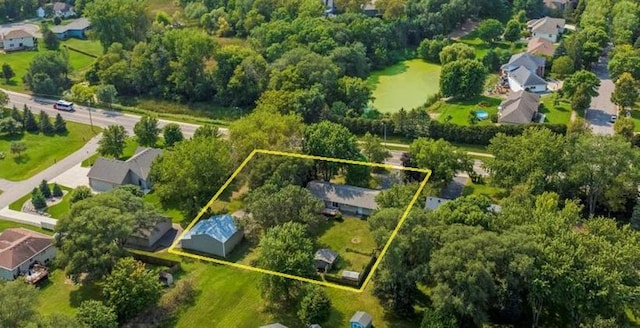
left=69, top=281, right=102, bottom=308
left=13, top=154, right=30, bottom=164
left=368, top=61, right=410, bottom=85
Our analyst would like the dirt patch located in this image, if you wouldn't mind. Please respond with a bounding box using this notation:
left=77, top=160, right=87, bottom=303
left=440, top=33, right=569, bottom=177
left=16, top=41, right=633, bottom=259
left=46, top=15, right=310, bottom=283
left=448, top=19, right=479, bottom=40
left=351, top=237, right=361, bottom=244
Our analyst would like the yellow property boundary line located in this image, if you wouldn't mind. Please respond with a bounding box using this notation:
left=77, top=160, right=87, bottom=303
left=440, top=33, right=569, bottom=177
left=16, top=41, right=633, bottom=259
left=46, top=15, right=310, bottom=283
left=168, top=149, right=431, bottom=293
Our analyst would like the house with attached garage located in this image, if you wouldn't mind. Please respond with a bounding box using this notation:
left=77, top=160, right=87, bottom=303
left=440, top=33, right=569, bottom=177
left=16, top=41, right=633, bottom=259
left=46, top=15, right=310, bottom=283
left=527, top=16, right=566, bottom=43
left=501, top=52, right=547, bottom=93
left=51, top=17, right=91, bottom=39
left=87, top=147, right=162, bottom=192
left=527, top=37, right=556, bottom=57
left=0, top=228, right=56, bottom=281
left=0, top=29, right=36, bottom=52
left=126, top=217, right=174, bottom=251
left=306, top=180, right=380, bottom=217
left=498, top=90, right=541, bottom=124
left=52, top=2, right=76, bottom=18
left=180, top=214, right=244, bottom=258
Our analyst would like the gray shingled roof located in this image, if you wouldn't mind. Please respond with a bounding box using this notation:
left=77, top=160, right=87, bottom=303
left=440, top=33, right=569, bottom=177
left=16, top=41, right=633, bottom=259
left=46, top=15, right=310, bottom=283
left=51, top=17, right=90, bottom=34
left=498, top=91, right=540, bottom=124
left=315, top=248, right=338, bottom=265
left=87, top=147, right=162, bottom=185
left=528, top=17, right=565, bottom=35
left=508, top=66, right=547, bottom=89
left=306, top=181, right=380, bottom=210
left=502, top=52, right=546, bottom=73
left=350, top=311, right=373, bottom=326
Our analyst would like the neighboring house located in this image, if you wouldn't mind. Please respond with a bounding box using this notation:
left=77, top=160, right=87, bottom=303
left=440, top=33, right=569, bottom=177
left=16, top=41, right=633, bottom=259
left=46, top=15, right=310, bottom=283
left=363, top=1, right=380, bottom=17
left=0, top=29, right=36, bottom=52
left=260, top=324, right=288, bottom=328
left=87, top=147, right=162, bottom=192
left=543, top=0, right=573, bottom=11
left=507, top=66, right=548, bottom=93
left=527, top=16, right=565, bottom=42
left=53, top=2, right=75, bottom=18
left=306, top=180, right=380, bottom=217
left=180, top=214, right=244, bottom=258
left=498, top=91, right=541, bottom=124
left=0, top=228, right=56, bottom=281
left=51, top=17, right=91, bottom=39
left=527, top=37, right=556, bottom=57
left=501, top=52, right=546, bottom=77
left=350, top=311, right=373, bottom=328
left=425, top=196, right=502, bottom=212
left=36, top=7, right=45, bottom=18
left=126, top=217, right=173, bottom=251
left=315, top=248, right=338, bottom=272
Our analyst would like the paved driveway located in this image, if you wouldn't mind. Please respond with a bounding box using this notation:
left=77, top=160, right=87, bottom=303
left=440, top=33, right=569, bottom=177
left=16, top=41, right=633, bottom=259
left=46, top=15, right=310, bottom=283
left=51, top=163, right=91, bottom=189
left=586, top=48, right=616, bottom=135
left=0, top=21, right=41, bottom=38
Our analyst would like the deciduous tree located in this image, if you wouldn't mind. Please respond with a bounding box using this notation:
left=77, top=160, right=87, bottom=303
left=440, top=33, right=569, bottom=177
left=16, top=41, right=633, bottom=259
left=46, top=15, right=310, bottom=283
left=162, top=123, right=183, bottom=147
left=297, top=285, right=332, bottom=325
left=98, top=125, right=127, bottom=158
left=563, top=70, right=600, bottom=100
left=477, top=19, right=503, bottom=43
left=502, top=19, right=522, bottom=42
left=229, top=109, right=303, bottom=160
left=69, top=186, right=93, bottom=204
left=439, top=43, right=476, bottom=65
left=10, top=141, right=26, bottom=158
left=84, top=0, right=150, bottom=50
left=551, top=56, right=575, bottom=78
left=0, top=280, right=38, bottom=327
left=133, top=115, right=160, bottom=147
left=613, top=117, right=635, bottom=141
left=439, top=59, right=487, bottom=99
left=303, top=121, right=360, bottom=180
left=409, top=138, right=471, bottom=185
left=361, top=132, right=391, bottom=163
left=611, top=72, right=639, bottom=111
left=77, top=300, right=118, bottom=328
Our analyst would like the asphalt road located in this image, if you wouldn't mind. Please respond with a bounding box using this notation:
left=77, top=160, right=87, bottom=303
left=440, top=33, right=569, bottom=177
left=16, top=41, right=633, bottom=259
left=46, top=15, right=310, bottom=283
left=586, top=48, right=616, bottom=135
left=5, top=90, right=207, bottom=138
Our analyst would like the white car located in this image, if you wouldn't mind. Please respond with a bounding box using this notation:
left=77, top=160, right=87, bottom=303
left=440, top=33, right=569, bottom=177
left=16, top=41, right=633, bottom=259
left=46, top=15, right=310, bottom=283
left=610, top=115, right=617, bottom=123
left=53, top=100, right=74, bottom=111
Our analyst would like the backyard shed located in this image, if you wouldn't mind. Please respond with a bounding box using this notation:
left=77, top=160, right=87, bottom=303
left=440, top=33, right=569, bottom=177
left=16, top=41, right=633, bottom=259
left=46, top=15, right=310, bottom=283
left=180, top=214, right=243, bottom=258
left=306, top=181, right=380, bottom=216
left=350, top=311, right=373, bottom=328
left=342, top=270, right=361, bottom=282
left=315, top=248, right=338, bottom=272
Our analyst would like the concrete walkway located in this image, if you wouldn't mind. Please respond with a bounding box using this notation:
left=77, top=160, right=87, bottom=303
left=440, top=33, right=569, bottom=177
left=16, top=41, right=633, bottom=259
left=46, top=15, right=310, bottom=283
left=0, top=135, right=101, bottom=208
left=0, top=207, right=57, bottom=229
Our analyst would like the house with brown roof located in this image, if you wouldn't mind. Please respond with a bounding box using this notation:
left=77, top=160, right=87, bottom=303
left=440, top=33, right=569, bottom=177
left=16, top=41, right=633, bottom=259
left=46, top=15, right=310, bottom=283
left=0, top=29, right=36, bottom=52
left=87, top=147, right=162, bottom=192
left=527, top=16, right=565, bottom=42
left=527, top=37, right=556, bottom=57
left=498, top=91, right=541, bottom=124
left=0, top=228, right=56, bottom=281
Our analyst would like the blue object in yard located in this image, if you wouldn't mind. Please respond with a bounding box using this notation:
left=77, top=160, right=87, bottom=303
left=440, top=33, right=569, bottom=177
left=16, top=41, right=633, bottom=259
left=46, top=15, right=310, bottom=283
left=476, top=110, right=489, bottom=120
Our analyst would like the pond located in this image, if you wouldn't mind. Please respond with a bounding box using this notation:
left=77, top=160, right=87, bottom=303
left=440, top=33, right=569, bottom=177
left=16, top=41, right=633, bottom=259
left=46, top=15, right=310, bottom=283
left=367, top=59, right=441, bottom=113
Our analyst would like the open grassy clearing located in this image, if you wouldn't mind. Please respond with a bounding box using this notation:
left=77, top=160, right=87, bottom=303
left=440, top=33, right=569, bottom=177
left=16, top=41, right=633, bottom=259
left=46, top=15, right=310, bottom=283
left=0, top=39, right=102, bottom=92
left=120, top=97, right=242, bottom=124
left=368, top=59, right=441, bottom=113
left=430, top=96, right=502, bottom=126
left=629, top=107, right=640, bottom=132
left=0, top=122, right=100, bottom=181
left=143, top=192, right=186, bottom=224
left=539, top=94, right=572, bottom=124
left=37, top=269, right=102, bottom=317
left=461, top=178, right=506, bottom=203
left=317, top=217, right=376, bottom=272
left=0, top=219, right=52, bottom=234
left=458, top=31, right=525, bottom=59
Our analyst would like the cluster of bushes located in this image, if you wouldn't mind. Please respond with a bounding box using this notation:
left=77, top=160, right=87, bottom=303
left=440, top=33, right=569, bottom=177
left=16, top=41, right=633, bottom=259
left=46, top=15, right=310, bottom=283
left=337, top=116, right=567, bottom=145
left=31, top=180, right=63, bottom=210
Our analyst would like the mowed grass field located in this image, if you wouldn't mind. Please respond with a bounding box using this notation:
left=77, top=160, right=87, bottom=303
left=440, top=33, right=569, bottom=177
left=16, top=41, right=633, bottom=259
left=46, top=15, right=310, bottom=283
left=431, top=96, right=502, bottom=126
left=317, top=217, right=376, bottom=272
left=368, top=59, right=441, bottom=113
left=0, top=39, right=102, bottom=92
left=539, top=94, right=572, bottom=124
left=458, top=30, right=525, bottom=59
left=0, top=122, right=100, bottom=181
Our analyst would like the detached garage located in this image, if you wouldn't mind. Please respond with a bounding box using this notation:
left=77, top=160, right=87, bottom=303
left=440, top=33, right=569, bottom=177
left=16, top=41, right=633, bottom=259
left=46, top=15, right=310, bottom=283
left=180, top=214, right=243, bottom=258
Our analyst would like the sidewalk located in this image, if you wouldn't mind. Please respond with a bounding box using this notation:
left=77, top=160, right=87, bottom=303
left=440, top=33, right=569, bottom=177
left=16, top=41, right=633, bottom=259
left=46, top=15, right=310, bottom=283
left=0, top=207, right=57, bottom=230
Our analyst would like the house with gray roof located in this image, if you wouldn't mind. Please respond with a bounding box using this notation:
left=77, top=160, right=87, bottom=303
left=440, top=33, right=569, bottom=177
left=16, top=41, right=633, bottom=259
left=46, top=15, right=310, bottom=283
left=498, top=90, right=541, bottom=124
left=53, top=2, right=75, bottom=18
left=306, top=181, right=380, bottom=217
left=501, top=52, right=546, bottom=77
left=527, top=16, right=565, bottom=42
left=87, top=147, right=162, bottom=192
left=315, top=248, right=338, bottom=272
left=0, top=228, right=56, bottom=281
left=51, top=17, right=90, bottom=39
left=350, top=311, right=373, bottom=328
left=126, top=217, right=174, bottom=251
left=507, top=66, right=547, bottom=93
left=180, top=214, right=244, bottom=258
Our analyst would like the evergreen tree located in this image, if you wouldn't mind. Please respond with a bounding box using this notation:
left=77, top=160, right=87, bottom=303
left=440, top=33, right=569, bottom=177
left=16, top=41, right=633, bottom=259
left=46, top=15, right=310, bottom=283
left=31, top=189, right=47, bottom=209
left=22, top=105, right=38, bottom=132
left=40, top=180, right=51, bottom=198
left=54, top=113, right=67, bottom=133
left=2, top=63, right=15, bottom=83
left=39, top=111, right=54, bottom=134
left=52, top=183, right=63, bottom=198
left=10, top=105, right=22, bottom=124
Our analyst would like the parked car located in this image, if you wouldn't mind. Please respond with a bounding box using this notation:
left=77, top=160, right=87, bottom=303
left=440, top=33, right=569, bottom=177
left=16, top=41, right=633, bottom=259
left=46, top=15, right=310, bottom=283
left=610, top=115, right=617, bottom=123
left=53, top=100, right=74, bottom=111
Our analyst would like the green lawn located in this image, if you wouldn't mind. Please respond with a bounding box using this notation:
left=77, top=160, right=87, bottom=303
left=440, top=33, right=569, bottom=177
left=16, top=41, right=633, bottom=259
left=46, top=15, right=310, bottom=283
left=317, top=217, right=376, bottom=272
left=458, top=31, right=526, bottom=59
left=145, top=0, right=183, bottom=15
left=9, top=184, right=72, bottom=217
left=539, top=94, right=572, bottom=124
left=37, top=269, right=102, bottom=316
left=368, top=59, right=441, bottom=113
left=143, top=191, right=185, bottom=224
left=0, top=39, right=101, bottom=92
left=431, top=96, right=502, bottom=126
left=0, top=219, right=52, bottom=234
left=461, top=178, right=506, bottom=203
left=0, top=122, right=100, bottom=181
left=81, top=137, right=144, bottom=167
left=629, top=108, right=640, bottom=132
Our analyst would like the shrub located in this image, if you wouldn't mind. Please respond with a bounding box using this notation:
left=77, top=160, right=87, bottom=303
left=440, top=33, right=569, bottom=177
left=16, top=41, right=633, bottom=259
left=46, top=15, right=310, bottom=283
left=52, top=183, right=63, bottom=197
left=40, top=180, right=51, bottom=198
left=31, top=189, right=47, bottom=209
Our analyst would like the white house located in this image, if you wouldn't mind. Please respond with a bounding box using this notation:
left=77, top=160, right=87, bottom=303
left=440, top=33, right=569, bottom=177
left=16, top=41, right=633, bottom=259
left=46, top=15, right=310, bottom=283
left=36, top=7, right=45, bottom=18
left=527, top=17, right=565, bottom=42
left=0, top=228, right=56, bottom=281
left=507, top=66, right=548, bottom=92
left=0, top=29, right=36, bottom=52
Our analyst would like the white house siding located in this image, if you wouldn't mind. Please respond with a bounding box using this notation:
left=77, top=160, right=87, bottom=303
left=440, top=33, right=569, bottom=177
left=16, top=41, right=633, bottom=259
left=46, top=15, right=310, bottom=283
left=89, top=179, right=117, bottom=192
left=507, top=76, right=546, bottom=93
left=532, top=32, right=557, bottom=42
left=508, top=76, right=525, bottom=92
left=4, top=37, right=35, bottom=51
left=0, top=246, right=56, bottom=281
left=182, top=234, right=225, bottom=258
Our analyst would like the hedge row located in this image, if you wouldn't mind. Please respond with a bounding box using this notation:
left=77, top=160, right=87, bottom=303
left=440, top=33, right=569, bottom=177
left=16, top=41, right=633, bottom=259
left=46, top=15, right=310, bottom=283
left=336, top=117, right=567, bottom=146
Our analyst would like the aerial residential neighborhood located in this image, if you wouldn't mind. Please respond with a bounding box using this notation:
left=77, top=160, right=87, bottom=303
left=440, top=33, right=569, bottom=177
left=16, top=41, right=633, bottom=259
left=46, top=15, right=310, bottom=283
left=0, top=0, right=639, bottom=327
